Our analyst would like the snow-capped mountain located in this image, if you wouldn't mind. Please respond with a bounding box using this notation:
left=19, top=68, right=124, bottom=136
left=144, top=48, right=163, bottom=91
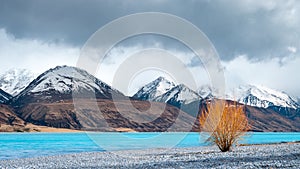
left=227, top=85, right=299, bottom=109
left=154, top=84, right=202, bottom=105
left=133, top=77, right=202, bottom=106
left=133, top=76, right=175, bottom=100
left=0, top=89, right=12, bottom=103
left=13, top=65, right=124, bottom=104
left=0, top=69, right=36, bottom=96
left=197, top=85, right=216, bottom=99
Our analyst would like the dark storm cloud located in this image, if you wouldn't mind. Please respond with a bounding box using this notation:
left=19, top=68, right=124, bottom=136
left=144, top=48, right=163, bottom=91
left=0, top=0, right=125, bottom=45
left=0, top=0, right=299, bottom=61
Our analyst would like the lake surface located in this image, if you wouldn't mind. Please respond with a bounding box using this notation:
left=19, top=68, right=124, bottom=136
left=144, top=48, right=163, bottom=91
left=1, top=132, right=300, bottom=160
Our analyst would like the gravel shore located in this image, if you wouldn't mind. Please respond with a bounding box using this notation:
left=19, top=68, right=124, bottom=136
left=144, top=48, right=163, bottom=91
left=1, top=143, right=299, bottom=169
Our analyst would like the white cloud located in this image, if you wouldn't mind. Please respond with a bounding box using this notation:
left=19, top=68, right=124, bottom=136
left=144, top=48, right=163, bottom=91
left=96, top=45, right=210, bottom=95
left=97, top=44, right=300, bottom=98
left=0, top=27, right=299, bottom=98
left=0, top=29, right=79, bottom=74
left=287, top=46, right=297, bottom=53
left=223, top=54, right=300, bottom=97
left=0, top=29, right=211, bottom=96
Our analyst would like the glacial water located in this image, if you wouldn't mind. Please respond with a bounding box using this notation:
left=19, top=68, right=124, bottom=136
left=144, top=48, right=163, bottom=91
left=0, top=132, right=300, bottom=160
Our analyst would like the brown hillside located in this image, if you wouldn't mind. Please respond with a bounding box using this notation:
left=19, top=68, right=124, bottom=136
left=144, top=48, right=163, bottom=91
left=0, top=104, right=25, bottom=126
left=18, top=99, right=196, bottom=132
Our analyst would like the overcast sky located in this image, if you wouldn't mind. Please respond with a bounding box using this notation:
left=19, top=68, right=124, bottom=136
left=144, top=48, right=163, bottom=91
left=0, top=0, right=299, bottom=97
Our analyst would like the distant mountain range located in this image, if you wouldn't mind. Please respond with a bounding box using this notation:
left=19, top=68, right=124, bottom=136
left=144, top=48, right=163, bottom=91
left=133, top=77, right=300, bottom=110
left=202, top=84, right=299, bottom=109
left=0, top=66, right=299, bottom=132
left=0, top=66, right=194, bottom=132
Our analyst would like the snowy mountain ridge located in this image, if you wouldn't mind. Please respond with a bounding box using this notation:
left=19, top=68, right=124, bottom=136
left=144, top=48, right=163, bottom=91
left=0, top=69, right=35, bottom=96
left=227, top=85, right=299, bottom=109
left=197, top=85, right=299, bottom=109
left=133, top=77, right=299, bottom=109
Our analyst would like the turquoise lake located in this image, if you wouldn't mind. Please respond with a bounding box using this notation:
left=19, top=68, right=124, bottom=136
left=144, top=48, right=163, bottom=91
left=1, top=132, right=300, bottom=160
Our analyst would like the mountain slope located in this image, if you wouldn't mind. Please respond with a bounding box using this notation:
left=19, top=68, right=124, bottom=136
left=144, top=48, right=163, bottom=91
left=0, top=104, right=25, bottom=127
left=18, top=99, right=196, bottom=132
left=0, top=89, right=12, bottom=103
left=154, top=84, right=202, bottom=105
left=245, top=105, right=300, bottom=132
left=191, top=100, right=300, bottom=132
left=133, top=77, right=175, bottom=100
left=0, top=69, right=35, bottom=96
left=12, top=65, right=124, bottom=105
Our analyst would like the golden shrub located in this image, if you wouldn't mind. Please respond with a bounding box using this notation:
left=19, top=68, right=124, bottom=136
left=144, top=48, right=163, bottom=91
left=199, top=100, right=249, bottom=152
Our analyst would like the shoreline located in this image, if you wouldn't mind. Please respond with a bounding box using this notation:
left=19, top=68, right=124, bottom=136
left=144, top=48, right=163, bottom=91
left=1, top=142, right=299, bottom=168
left=0, top=124, right=82, bottom=132
left=1, top=129, right=300, bottom=133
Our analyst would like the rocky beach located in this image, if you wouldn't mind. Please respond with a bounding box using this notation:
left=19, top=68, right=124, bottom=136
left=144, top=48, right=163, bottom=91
left=1, top=142, right=299, bottom=169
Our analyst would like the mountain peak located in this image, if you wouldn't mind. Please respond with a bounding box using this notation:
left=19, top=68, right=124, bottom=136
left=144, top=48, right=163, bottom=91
left=13, top=65, right=124, bottom=104
left=151, top=76, right=174, bottom=86
left=132, top=76, right=176, bottom=100
left=155, top=76, right=167, bottom=81
left=198, top=85, right=215, bottom=99
left=133, top=77, right=202, bottom=105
